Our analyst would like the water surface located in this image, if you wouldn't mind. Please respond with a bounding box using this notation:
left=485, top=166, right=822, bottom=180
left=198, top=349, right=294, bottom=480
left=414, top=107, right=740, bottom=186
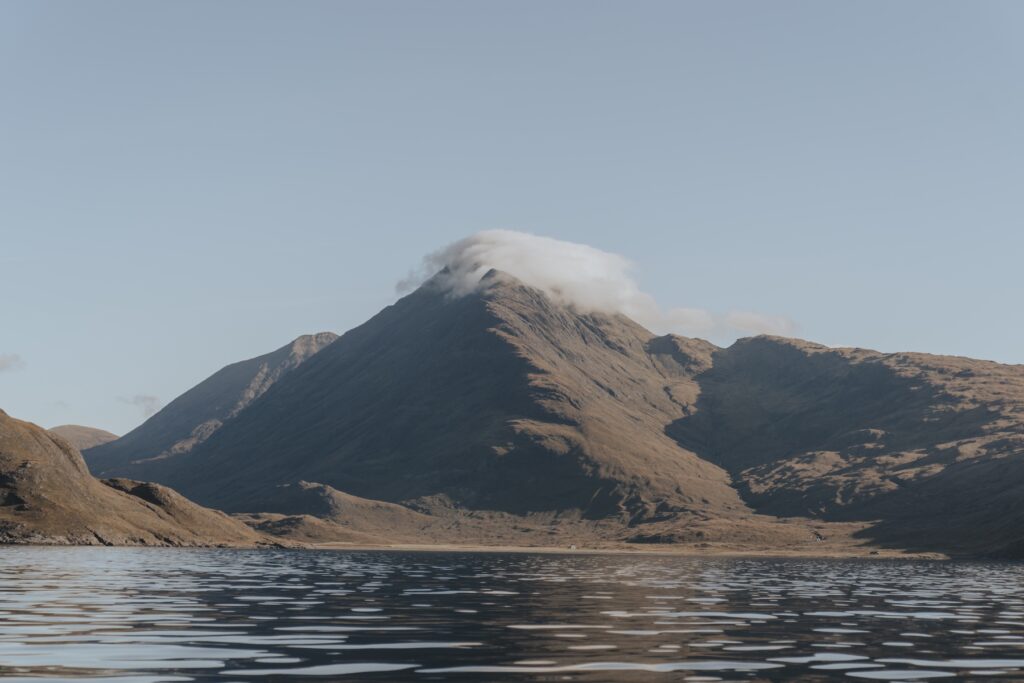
left=0, top=548, right=1023, bottom=681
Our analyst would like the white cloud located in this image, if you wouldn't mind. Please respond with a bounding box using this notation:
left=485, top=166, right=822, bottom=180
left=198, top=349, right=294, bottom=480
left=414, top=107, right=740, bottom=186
left=398, top=230, right=796, bottom=340
left=119, top=394, right=162, bottom=418
left=0, top=354, right=24, bottom=373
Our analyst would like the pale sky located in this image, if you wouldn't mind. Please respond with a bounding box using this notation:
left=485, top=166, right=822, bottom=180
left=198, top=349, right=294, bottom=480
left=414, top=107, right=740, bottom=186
left=2, top=1, right=1022, bottom=434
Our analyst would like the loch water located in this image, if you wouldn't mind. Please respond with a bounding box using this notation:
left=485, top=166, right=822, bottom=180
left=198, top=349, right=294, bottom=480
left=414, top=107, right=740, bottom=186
left=1, top=548, right=1023, bottom=682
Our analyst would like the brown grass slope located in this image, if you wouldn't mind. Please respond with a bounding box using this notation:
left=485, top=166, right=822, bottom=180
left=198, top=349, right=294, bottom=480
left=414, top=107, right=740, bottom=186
left=669, top=336, right=1024, bottom=557
left=0, top=409, right=273, bottom=546
left=49, top=425, right=118, bottom=450
left=237, top=481, right=450, bottom=545
left=85, top=332, right=337, bottom=476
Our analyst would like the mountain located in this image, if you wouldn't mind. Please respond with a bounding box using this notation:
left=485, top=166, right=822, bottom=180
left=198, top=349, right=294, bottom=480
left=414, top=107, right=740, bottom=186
left=88, top=272, right=756, bottom=522
left=85, top=332, right=337, bottom=474
left=84, top=271, right=1024, bottom=557
left=668, top=336, right=1024, bottom=555
left=49, top=425, right=118, bottom=450
left=0, top=409, right=275, bottom=546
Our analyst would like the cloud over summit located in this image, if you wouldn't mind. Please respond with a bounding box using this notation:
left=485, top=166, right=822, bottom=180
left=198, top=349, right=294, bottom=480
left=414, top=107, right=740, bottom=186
left=398, top=230, right=796, bottom=340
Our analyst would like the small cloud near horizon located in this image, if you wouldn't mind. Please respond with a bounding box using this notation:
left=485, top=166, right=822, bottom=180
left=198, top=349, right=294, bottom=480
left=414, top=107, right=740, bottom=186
left=119, top=394, right=162, bottom=419
left=0, top=354, right=25, bottom=373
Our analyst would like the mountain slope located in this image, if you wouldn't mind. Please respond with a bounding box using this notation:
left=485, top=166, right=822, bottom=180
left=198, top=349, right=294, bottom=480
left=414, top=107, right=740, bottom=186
left=49, top=425, right=118, bottom=450
left=85, top=332, right=337, bottom=475
left=669, top=336, right=1024, bottom=555
left=0, top=409, right=272, bottom=546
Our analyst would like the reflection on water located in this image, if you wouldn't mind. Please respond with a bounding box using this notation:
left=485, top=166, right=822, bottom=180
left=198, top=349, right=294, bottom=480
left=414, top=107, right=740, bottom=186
left=0, top=549, right=1023, bottom=681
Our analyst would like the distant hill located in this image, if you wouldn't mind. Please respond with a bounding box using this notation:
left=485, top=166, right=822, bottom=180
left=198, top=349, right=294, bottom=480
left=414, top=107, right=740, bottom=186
left=84, top=332, right=337, bottom=474
left=49, top=425, right=118, bottom=451
left=0, top=409, right=276, bottom=546
left=82, top=271, right=1024, bottom=557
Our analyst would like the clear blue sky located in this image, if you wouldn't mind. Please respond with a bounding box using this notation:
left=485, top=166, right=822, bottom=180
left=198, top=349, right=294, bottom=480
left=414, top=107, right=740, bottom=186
left=2, top=1, right=1022, bottom=435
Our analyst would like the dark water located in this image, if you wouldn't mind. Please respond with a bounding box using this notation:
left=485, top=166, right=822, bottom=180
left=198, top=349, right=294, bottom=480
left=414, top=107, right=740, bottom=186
left=1, top=549, right=1023, bottom=682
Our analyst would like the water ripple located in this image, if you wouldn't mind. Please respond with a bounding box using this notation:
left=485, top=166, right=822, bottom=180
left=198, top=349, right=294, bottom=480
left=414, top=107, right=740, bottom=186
left=0, top=549, right=1022, bottom=681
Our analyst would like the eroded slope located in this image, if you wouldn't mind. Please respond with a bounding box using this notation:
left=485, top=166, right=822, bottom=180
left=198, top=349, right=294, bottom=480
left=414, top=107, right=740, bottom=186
left=0, top=409, right=272, bottom=546
left=85, top=332, right=337, bottom=476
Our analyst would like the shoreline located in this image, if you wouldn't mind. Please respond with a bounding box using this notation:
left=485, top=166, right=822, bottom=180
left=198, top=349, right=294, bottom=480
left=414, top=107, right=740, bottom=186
left=304, top=541, right=949, bottom=560
left=0, top=540, right=950, bottom=559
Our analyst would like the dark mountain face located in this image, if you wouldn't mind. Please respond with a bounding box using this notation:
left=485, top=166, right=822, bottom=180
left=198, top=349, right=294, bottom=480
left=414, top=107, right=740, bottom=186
left=85, top=332, right=337, bottom=475
left=83, top=272, right=1024, bottom=557
left=669, top=336, right=1024, bottom=555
